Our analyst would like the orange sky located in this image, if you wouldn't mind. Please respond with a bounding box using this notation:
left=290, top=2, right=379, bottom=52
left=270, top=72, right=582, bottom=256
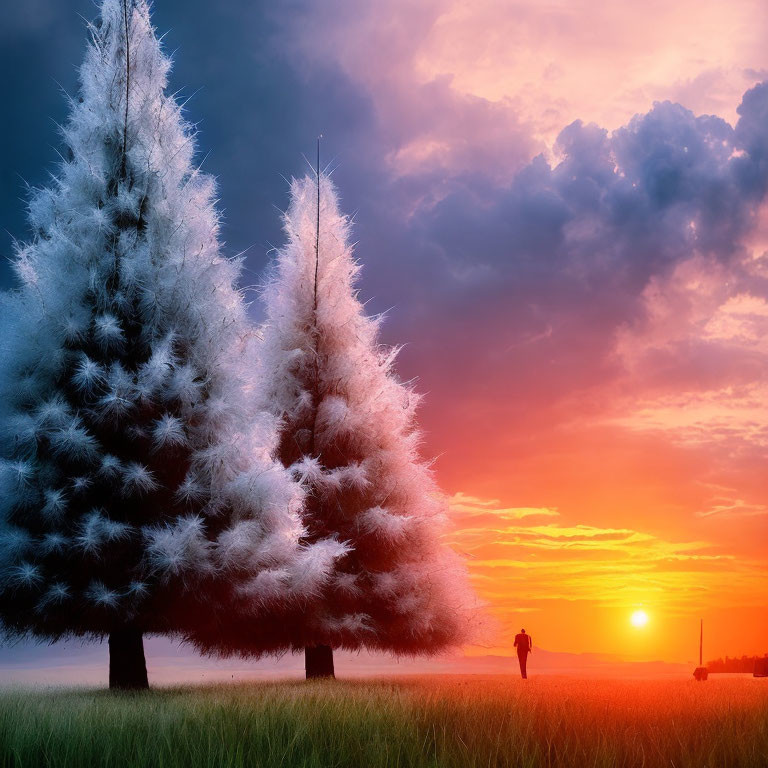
left=434, top=255, right=768, bottom=661
left=281, top=0, right=768, bottom=664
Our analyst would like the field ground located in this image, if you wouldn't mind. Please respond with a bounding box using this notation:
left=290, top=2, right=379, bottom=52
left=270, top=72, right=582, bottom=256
left=0, top=675, right=766, bottom=767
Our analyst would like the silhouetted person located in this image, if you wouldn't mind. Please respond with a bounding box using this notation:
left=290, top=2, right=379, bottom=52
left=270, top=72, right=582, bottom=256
left=514, top=628, right=532, bottom=679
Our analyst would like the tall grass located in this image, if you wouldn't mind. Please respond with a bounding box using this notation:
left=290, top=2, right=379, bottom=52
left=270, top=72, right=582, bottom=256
left=0, top=676, right=766, bottom=767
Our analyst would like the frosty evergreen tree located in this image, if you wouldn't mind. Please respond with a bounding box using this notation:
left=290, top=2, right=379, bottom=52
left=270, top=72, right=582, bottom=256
left=0, top=1, right=347, bottom=689
left=190, top=162, right=473, bottom=678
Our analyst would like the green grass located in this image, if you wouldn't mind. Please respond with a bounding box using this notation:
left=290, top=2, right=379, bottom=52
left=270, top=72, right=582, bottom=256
left=0, top=676, right=766, bottom=767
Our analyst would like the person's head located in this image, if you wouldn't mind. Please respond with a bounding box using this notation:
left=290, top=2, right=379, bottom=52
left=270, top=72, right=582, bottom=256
left=521, top=629, right=526, bottom=634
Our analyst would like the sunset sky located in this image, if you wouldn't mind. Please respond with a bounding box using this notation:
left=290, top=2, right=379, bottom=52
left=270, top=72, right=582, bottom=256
left=2, top=0, right=767, bottom=667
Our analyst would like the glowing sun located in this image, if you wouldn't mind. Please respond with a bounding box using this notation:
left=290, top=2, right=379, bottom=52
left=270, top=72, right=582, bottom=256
left=630, top=610, right=649, bottom=628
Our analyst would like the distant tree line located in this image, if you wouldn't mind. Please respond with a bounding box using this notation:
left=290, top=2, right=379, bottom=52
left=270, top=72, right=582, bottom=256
left=706, top=655, right=768, bottom=673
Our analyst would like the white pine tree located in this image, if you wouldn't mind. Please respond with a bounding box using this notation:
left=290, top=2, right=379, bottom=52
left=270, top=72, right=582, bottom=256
left=0, top=1, right=346, bottom=689
left=190, top=169, right=474, bottom=677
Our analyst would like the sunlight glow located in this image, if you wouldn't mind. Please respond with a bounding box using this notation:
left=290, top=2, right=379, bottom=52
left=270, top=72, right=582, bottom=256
left=630, top=610, right=649, bottom=628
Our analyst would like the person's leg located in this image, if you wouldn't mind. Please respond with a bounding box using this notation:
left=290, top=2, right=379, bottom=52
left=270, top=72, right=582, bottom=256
left=520, top=653, right=527, bottom=679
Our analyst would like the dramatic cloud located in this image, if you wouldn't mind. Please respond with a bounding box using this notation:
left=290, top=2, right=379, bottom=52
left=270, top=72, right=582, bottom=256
left=283, top=0, right=768, bottom=142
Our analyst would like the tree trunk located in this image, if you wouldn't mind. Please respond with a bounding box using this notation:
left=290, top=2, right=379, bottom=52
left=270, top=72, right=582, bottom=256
left=305, top=644, right=335, bottom=679
left=109, top=628, right=149, bottom=690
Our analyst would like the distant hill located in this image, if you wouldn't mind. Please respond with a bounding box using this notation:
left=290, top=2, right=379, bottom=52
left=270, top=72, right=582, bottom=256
left=0, top=638, right=689, bottom=685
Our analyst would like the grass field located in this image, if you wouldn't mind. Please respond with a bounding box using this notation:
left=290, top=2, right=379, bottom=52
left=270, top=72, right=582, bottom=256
left=0, top=676, right=766, bottom=767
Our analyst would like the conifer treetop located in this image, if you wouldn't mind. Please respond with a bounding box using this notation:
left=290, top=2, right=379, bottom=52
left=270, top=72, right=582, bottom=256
left=190, top=172, right=476, bottom=657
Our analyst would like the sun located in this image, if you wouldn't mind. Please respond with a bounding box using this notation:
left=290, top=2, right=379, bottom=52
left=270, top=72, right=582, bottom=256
left=630, top=610, right=649, bottom=628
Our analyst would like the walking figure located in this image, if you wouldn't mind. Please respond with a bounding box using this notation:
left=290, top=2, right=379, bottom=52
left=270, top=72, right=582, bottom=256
left=514, top=628, right=532, bottom=679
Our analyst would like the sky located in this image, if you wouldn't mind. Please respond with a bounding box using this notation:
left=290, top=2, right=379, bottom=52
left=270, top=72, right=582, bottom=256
left=1, top=0, right=767, bottom=668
